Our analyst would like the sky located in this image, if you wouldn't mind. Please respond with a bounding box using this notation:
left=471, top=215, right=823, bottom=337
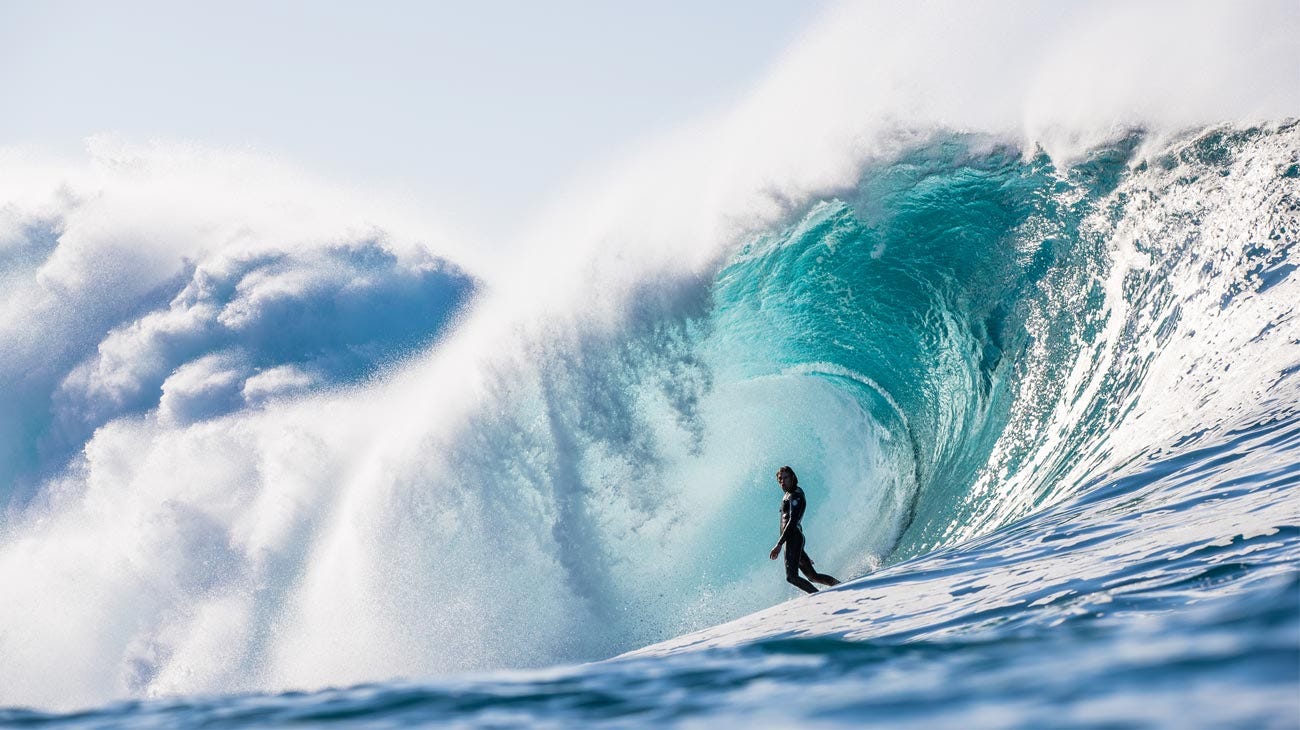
left=0, top=1, right=826, bottom=238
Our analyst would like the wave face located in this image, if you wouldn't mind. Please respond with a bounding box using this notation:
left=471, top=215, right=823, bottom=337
left=0, top=121, right=1297, bottom=727
left=711, top=122, right=1300, bottom=553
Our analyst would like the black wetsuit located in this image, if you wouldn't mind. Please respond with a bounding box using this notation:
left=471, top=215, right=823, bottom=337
left=779, top=486, right=840, bottom=594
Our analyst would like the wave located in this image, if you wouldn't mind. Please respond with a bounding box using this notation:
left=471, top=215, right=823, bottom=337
left=0, top=1, right=1297, bottom=715
left=1, top=121, right=1295, bottom=712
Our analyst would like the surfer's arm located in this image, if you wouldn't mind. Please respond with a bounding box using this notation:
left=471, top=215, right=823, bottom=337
left=774, top=519, right=795, bottom=549
left=769, top=496, right=806, bottom=558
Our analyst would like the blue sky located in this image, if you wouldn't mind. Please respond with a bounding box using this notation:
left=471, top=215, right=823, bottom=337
left=1, top=1, right=824, bottom=235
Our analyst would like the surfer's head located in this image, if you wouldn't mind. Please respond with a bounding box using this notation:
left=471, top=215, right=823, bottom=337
left=776, top=466, right=798, bottom=492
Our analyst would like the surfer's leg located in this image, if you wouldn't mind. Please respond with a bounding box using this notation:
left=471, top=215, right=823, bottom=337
left=784, top=535, right=819, bottom=594
left=799, top=552, right=840, bottom=586
left=785, top=564, right=819, bottom=593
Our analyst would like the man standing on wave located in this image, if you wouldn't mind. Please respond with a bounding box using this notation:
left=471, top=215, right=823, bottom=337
left=769, top=465, right=840, bottom=594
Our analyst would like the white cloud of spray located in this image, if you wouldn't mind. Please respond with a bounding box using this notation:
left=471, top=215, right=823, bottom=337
left=0, top=139, right=477, bottom=504
left=0, top=0, right=1296, bottom=711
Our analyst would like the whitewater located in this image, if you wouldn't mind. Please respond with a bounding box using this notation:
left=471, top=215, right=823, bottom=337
left=1, top=2, right=1297, bottom=727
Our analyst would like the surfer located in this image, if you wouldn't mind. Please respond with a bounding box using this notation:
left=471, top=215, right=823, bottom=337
left=768, top=465, right=840, bottom=594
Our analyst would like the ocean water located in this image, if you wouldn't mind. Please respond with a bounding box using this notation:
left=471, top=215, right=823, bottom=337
left=0, top=121, right=1295, bottom=728
left=2, top=2, right=1299, bottom=722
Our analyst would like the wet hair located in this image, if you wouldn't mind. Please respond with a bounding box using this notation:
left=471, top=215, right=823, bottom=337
left=776, top=465, right=798, bottom=487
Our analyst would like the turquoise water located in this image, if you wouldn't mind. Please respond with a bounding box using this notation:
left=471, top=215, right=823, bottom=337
left=0, top=123, right=1297, bottom=727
